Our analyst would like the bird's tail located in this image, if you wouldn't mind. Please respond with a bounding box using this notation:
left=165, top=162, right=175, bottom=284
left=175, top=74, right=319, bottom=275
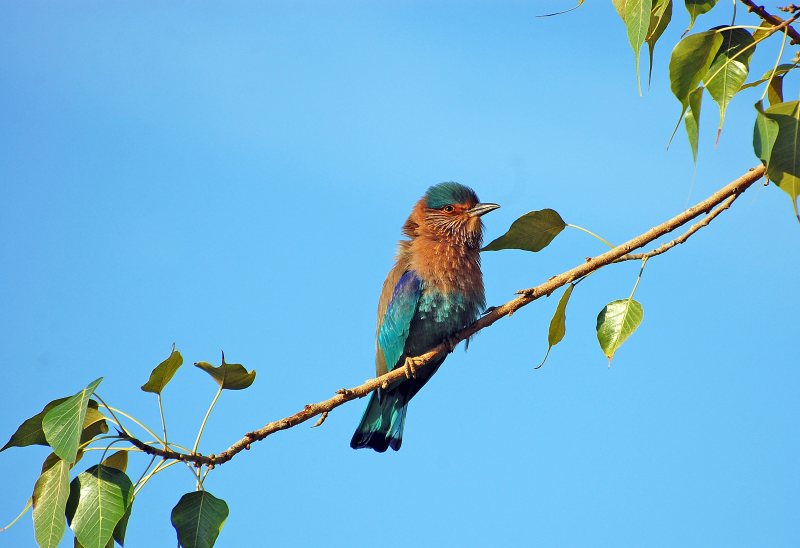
left=350, top=390, right=408, bottom=452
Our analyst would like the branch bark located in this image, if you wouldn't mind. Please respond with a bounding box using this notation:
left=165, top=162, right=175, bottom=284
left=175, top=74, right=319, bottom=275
left=740, top=0, right=800, bottom=44
left=121, top=165, right=766, bottom=467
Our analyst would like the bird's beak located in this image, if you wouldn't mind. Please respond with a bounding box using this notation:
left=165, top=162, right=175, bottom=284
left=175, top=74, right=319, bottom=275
left=467, top=203, right=500, bottom=217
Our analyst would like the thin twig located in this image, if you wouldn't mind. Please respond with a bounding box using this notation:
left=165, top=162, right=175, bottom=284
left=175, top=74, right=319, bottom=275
left=615, top=192, right=741, bottom=261
left=739, top=0, right=800, bottom=44
left=118, top=165, right=766, bottom=467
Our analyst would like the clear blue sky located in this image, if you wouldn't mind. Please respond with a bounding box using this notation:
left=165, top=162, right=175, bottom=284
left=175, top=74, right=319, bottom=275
left=2, top=2, right=798, bottom=547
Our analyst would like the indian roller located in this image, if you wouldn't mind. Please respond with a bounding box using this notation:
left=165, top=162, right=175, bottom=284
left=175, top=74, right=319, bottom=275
left=350, top=182, right=499, bottom=452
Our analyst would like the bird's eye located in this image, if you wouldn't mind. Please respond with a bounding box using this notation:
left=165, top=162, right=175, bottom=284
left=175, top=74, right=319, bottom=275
left=443, top=205, right=454, bottom=213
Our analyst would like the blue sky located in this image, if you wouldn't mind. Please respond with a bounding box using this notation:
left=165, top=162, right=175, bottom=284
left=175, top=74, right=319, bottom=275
left=1, top=2, right=798, bottom=547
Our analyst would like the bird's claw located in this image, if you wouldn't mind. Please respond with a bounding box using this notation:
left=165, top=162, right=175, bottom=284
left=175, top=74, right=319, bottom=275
left=444, top=335, right=459, bottom=353
left=404, top=356, right=424, bottom=379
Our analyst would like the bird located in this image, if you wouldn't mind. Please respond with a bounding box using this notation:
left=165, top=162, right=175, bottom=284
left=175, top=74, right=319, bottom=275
left=350, top=182, right=499, bottom=452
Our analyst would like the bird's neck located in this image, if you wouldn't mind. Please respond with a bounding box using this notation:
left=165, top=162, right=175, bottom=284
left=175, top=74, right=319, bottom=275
left=405, top=235, right=484, bottom=298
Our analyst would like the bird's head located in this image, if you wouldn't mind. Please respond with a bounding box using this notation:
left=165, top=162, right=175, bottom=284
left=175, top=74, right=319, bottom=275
left=403, top=182, right=499, bottom=248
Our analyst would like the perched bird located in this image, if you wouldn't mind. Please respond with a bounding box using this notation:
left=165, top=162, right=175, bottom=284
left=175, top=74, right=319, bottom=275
left=350, top=182, right=499, bottom=452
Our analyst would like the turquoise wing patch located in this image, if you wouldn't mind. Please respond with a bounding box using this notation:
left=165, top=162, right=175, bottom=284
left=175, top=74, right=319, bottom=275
left=378, top=271, right=422, bottom=372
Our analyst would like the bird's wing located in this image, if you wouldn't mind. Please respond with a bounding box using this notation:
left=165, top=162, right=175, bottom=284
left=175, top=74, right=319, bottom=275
left=375, top=270, right=422, bottom=376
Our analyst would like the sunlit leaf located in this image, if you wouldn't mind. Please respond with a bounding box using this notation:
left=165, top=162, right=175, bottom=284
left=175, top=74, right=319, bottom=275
left=684, top=87, right=704, bottom=162
left=32, top=457, right=70, bottom=548
left=194, top=360, right=256, bottom=390
left=171, top=491, right=229, bottom=548
left=596, top=299, right=644, bottom=364
left=2, top=399, right=102, bottom=452
left=756, top=100, right=800, bottom=220
left=622, top=0, right=654, bottom=93
left=684, top=0, right=718, bottom=31
left=42, top=378, right=103, bottom=464
left=704, top=28, right=754, bottom=136
left=670, top=30, right=724, bottom=108
left=613, top=0, right=628, bottom=18
left=141, top=348, right=183, bottom=394
left=100, top=451, right=128, bottom=473
left=482, top=209, right=566, bottom=252
left=66, top=465, right=133, bottom=548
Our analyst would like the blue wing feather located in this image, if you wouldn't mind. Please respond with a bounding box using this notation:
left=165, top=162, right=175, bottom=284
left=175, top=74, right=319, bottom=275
left=377, top=271, right=422, bottom=373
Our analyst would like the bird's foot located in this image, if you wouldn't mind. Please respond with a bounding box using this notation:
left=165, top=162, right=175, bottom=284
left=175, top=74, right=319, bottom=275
left=403, top=356, right=425, bottom=379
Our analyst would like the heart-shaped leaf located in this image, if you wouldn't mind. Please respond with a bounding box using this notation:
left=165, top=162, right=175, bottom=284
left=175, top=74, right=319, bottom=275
left=482, top=209, right=566, bottom=252
left=704, top=28, right=754, bottom=136
left=66, top=465, right=133, bottom=548
left=171, top=491, right=229, bottom=548
left=670, top=30, right=723, bottom=108
left=596, top=299, right=644, bottom=364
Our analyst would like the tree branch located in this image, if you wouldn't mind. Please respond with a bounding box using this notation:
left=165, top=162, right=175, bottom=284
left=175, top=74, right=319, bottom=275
left=740, top=0, right=800, bottom=44
left=615, top=191, right=741, bottom=262
left=121, top=165, right=765, bottom=467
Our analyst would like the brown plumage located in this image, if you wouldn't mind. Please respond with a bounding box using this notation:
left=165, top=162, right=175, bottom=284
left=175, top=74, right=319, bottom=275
left=351, top=182, right=499, bottom=452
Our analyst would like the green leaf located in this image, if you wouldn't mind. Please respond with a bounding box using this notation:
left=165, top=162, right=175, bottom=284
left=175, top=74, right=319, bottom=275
left=100, top=451, right=128, bottom=473
left=596, top=299, right=644, bottom=364
left=42, top=378, right=103, bottom=464
left=767, top=75, right=784, bottom=106
left=757, top=100, right=800, bottom=220
left=670, top=30, right=723, bottom=108
left=538, top=284, right=576, bottom=368
left=482, top=209, right=566, bottom=252
left=171, top=491, right=229, bottom=548
left=646, top=0, right=673, bottom=85
left=704, top=28, right=755, bottom=135
left=112, top=503, right=132, bottom=547
left=684, top=0, right=718, bottom=31
left=740, top=64, right=795, bottom=91
left=66, top=465, right=133, bottom=548
left=79, top=409, right=109, bottom=445
left=684, top=87, right=704, bottom=162
left=194, top=360, right=256, bottom=390
left=141, top=348, right=183, bottom=394
left=548, top=284, right=575, bottom=348
left=754, top=100, right=779, bottom=166
left=622, top=0, right=654, bottom=93
left=32, top=457, right=70, bottom=548
left=2, top=398, right=102, bottom=452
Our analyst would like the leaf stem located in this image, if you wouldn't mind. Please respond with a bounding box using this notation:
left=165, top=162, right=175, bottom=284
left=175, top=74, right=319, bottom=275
left=133, top=459, right=180, bottom=497
left=628, top=256, right=649, bottom=301
left=108, top=406, right=165, bottom=446
left=759, top=27, right=790, bottom=102
left=193, top=386, right=223, bottom=454
left=157, top=393, right=168, bottom=449
left=92, top=393, right=130, bottom=437
left=566, top=224, right=615, bottom=248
